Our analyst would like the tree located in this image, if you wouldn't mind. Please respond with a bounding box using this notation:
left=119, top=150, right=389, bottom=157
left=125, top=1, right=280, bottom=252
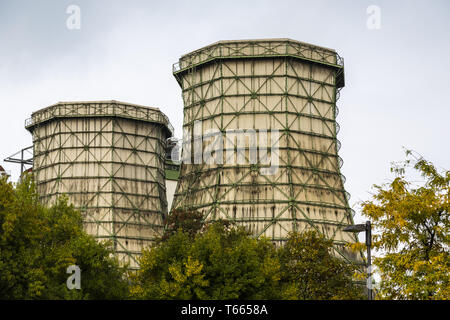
left=361, top=151, right=449, bottom=299
left=161, top=208, right=204, bottom=241
left=278, top=231, right=365, bottom=300
left=132, top=219, right=365, bottom=300
left=131, top=222, right=281, bottom=299
left=0, top=175, right=129, bottom=299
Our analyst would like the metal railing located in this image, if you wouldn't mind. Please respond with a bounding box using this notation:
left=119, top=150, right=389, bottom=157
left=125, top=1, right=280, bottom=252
left=173, top=40, right=344, bottom=74
left=25, top=101, right=174, bottom=135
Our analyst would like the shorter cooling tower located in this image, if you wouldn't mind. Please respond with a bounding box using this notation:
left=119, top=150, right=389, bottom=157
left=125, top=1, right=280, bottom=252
left=26, top=101, right=173, bottom=269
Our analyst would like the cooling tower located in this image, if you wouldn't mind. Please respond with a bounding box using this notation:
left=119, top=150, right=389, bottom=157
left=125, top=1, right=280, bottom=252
left=26, top=101, right=173, bottom=269
left=172, top=39, right=360, bottom=262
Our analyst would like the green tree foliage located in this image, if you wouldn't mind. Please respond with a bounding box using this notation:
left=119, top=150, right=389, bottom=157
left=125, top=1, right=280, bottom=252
left=361, top=152, right=449, bottom=299
left=0, top=175, right=129, bottom=299
left=161, top=208, right=204, bottom=241
left=131, top=222, right=280, bottom=299
left=279, top=231, right=365, bottom=300
left=132, top=218, right=364, bottom=300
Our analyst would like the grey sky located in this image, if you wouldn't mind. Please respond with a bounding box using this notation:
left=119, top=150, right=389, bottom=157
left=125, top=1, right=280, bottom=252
left=1, top=0, right=449, bottom=227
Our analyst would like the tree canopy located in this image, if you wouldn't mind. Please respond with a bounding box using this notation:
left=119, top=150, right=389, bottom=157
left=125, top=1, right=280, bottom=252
left=279, top=231, right=365, bottom=300
left=360, top=152, right=449, bottom=299
left=131, top=215, right=364, bottom=300
left=0, top=175, right=129, bottom=299
left=161, top=208, right=204, bottom=241
left=131, top=222, right=281, bottom=299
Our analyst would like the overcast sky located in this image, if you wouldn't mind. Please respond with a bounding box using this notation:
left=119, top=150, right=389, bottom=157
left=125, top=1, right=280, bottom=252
left=1, top=0, right=449, bottom=226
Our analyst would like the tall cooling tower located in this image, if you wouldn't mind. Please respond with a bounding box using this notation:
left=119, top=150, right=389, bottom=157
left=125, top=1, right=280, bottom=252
left=172, top=39, right=360, bottom=262
left=26, top=101, right=173, bottom=269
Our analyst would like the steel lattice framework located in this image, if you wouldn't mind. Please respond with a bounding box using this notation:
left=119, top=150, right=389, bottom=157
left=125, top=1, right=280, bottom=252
left=172, top=39, right=362, bottom=263
left=26, top=101, right=173, bottom=269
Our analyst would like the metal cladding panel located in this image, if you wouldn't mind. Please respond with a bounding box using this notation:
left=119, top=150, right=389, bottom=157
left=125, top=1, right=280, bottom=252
left=27, top=101, right=172, bottom=269
left=172, top=39, right=361, bottom=264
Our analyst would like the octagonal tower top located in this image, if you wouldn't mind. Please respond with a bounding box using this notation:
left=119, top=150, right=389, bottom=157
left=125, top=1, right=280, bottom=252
left=173, top=38, right=344, bottom=88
